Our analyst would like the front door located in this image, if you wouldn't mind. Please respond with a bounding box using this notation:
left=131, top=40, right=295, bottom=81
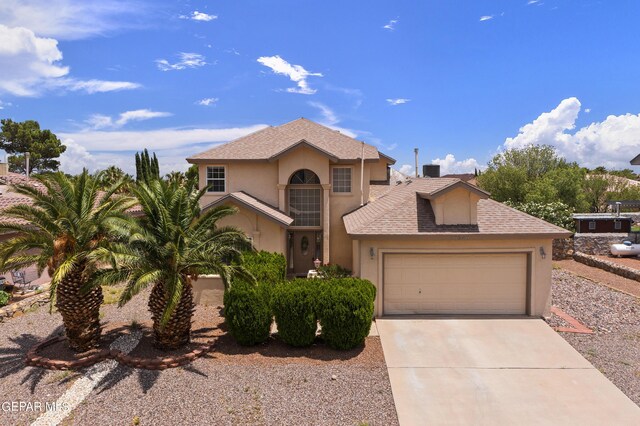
left=291, top=231, right=320, bottom=276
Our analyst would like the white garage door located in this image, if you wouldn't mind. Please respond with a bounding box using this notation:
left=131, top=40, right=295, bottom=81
left=384, top=253, right=528, bottom=315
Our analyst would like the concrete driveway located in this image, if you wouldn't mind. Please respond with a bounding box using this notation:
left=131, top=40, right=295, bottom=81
left=377, top=318, right=640, bottom=426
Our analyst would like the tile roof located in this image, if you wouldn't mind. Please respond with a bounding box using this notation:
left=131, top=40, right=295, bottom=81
left=187, top=118, right=395, bottom=163
left=0, top=172, right=46, bottom=190
left=0, top=196, right=33, bottom=226
left=344, top=178, right=571, bottom=238
left=202, top=191, right=293, bottom=226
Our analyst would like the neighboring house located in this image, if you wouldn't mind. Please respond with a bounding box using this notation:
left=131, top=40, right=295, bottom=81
left=441, top=173, right=478, bottom=186
left=631, top=154, right=640, bottom=165
left=573, top=213, right=632, bottom=234
left=188, top=118, right=571, bottom=317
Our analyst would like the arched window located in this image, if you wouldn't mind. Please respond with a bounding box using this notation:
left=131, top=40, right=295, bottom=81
left=288, top=169, right=321, bottom=227
left=289, top=169, right=320, bottom=185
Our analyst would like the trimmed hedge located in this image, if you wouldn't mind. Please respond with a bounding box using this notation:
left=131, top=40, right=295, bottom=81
left=241, top=251, right=286, bottom=285
left=223, top=281, right=271, bottom=346
left=316, top=278, right=376, bottom=350
left=272, top=279, right=317, bottom=347
left=0, top=290, right=9, bottom=307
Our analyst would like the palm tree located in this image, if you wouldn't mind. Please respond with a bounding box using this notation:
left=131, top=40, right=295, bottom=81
left=97, top=166, right=133, bottom=193
left=93, top=179, right=252, bottom=349
left=0, top=171, right=135, bottom=351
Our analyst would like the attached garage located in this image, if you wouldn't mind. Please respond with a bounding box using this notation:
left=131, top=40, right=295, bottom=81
left=383, top=253, right=528, bottom=315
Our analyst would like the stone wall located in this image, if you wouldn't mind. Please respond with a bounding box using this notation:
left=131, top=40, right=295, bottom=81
left=573, top=233, right=630, bottom=256
left=0, top=293, right=49, bottom=323
left=573, top=252, right=640, bottom=282
left=552, top=238, right=574, bottom=260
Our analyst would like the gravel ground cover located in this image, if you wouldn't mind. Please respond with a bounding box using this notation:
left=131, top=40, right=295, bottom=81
left=0, top=291, right=398, bottom=426
left=549, top=268, right=640, bottom=406
left=554, top=259, right=640, bottom=297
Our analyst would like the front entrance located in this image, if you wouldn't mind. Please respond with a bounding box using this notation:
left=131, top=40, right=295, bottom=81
left=289, top=231, right=322, bottom=276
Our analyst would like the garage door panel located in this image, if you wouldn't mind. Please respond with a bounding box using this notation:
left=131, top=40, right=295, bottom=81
left=384, top=253, right=527, bottom=315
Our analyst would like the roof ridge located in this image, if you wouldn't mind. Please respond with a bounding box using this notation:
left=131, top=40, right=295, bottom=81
left=349, top=182, right=416, bottom=233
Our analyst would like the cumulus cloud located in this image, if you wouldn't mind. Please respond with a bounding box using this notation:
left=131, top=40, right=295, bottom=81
left=504, top=97, right=640, bottom=169
left=398, top=164, right=414, bottom=176
left=257, top=55, right=322, bottom=95
left=0, top=0, right=147, bottom=41
left=197, top=97, right=218, bottom=106
left=431, top=154, right=481, bottom=175
left=86, top=109, right=172, bottom=129
left=59, top=139, right=99, bottom=174
left=0, top=24, right=140, bottom=96
left=180, top=11, right=217, bottom=22
left=386, top=98, right=410, bottom=106
left=479, top=15, right=494, bottom=21
left=156, top=53, right=207, bottom=71
left=383, top=19, right=398, bottom=31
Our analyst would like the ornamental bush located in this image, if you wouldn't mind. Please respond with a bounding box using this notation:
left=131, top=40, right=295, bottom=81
left=223, top=281, right=272, bottom=346
left=272, top=279, right=317, bottom=347
left=505, top=201, right=575, bottom=231
left=241, top=251, right=287, bottom=285
left=0, top=290, right=10, bottom=307
left=316, top=278, right=376, bottom=350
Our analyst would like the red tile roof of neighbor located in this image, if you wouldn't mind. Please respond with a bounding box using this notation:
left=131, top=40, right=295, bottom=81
left=187, top=118, right=395, bottom=164
left=202, top=191, right=293, bottom=226
left=344, top=178, right=572, bottom=239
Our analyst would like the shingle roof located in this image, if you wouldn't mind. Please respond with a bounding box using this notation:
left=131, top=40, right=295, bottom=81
left=344, top=178, right=571, bottom=238
left=202, top=191, right=293, bottom=226
left=631, top=154, right=640, bottom=165
left=187, top=118, right=395, bottom=164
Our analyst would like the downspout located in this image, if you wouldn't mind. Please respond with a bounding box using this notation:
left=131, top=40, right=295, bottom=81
left=360, top=141, right=365, bottom=206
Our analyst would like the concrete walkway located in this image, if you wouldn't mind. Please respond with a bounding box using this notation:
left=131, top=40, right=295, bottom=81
left=377, top=318, right=640, bottom=426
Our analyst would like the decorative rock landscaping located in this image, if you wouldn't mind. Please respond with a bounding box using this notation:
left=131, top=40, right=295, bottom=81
left=573, top=252, right=640, bottom=282
left=0, top=292, right=49, bottom=323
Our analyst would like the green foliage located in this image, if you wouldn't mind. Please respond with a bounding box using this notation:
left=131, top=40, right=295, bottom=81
left=272, top=280, right=317, bottom=347
left=316, top=263, right=352, bottom=278
left=96, top=166, right=133, bottom=193
left=223, top=281, right=272, bottom=346
left=135, top=149, right=160, bottom=183
left=0, top=290, right=10, bottom=307
left=0, top=119, right=66, bottom=173
left=240, top=251, right=287, bottom=286
left=504, top=201, right=575, bottom=231
left=316, top=278, right=376, bottom=350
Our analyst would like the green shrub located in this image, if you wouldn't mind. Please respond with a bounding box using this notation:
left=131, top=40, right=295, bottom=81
left=0, top=290, right=10, bottom=307
left=316, top=278, right=376, bottom=350
left=272, top=279, right=317, bottom=347
left=504, top=201, right=575, bottom=231
left=316, top=263, right=351, bottom=278
left=241, top=251, right=287, bottom=285
left=223, top=282, right=272, bottom=346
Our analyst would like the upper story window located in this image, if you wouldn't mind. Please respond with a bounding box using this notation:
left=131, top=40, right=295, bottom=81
left=332, top=167, right=352, bottom=193
left=289, top=169, right=320, bottom=185
left=206, top=166, right=226, bottom=192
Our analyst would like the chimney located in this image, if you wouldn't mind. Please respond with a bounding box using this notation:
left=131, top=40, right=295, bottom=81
left=0, top=161, right=7, bottom=176
left=413, top=148, right=419, bottom=178
left=423, top=164, right=441, bottom=178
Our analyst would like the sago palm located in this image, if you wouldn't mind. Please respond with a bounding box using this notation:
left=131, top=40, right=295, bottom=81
left=90, top=179, right=253, bottom=349
left=0, top=171, right=135, bottom=351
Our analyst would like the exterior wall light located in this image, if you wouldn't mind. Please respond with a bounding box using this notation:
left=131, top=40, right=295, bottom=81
left=369, top=247, right=375, bottom=259
left=539, top=247, right=546, bottom=259
left=313, top=258, right=321, bottom=269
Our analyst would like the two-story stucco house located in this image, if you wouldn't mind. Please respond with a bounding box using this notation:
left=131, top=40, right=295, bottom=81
left=187, top=118, right=571, bottom=317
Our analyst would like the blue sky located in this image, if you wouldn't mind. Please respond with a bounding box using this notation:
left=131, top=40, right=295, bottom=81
left=1, top=0, right=639, bottom=176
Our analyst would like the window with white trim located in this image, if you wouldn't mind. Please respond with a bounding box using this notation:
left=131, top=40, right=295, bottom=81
left=332, top=167, right=352, bottom=193
left=206, top=166, right=226, bottom=192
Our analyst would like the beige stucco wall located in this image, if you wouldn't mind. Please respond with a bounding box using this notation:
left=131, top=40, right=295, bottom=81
left=199, top=161, right=279, bottom=207
left=215, top=201, right=287, bottom=254
left=354, top=237, right=553, bottom=318
left=431, top=187, right=482, bottom=225
left=369, top=159, right=389, bottom=181
left=192, top=274, right=225, bottom=306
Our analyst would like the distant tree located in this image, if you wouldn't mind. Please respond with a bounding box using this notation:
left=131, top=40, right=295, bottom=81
left=505, top=201, right=574, bottom=231
left=97, top=166, right=133, bottom=193
left=165, top=171, right=186, bottom=187
left=0, top=119, right=66, bottom=174
left=607, top=168, right=639, bottom=180
left=135, top=149, right=160, bottom=183
left=583, top=174, right=612, bottom=213
left=185, top=164, right=199, bottom=188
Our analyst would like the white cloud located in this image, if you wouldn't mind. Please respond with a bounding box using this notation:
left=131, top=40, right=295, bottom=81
left=59, top=139, right=99, bottom=174
left=479, top=15, right=494, bottom=21
left=156, top=52, right=207, bottom=71
left=584, top=108, right=591, bottom=113
left=257, top=55, right=322, bottom=95
left=0, top=24, right=140, bottom=96
left=0, top=100, right=11, bottom=109
left=431, top=154, right=481, bottom=175
left=527, top=0, right=541, bottom=5
left=398, top=164, right=414, bottom=176
left=504, top=97, right=640, bottom=169
left=0, top=0, right=147, bottom=41
left=192, top=11, right=217, bottom=22
left=383, top=19, right=398, bottom=31
left=386, top=98, right=410, bottom=106
left=197, top=97, right=218, bottom=106
left=307, top=102, right=358, bottom=138
left=87, top=109, right=172, bottom=129
left=58, top=124, right=268, bottom=152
